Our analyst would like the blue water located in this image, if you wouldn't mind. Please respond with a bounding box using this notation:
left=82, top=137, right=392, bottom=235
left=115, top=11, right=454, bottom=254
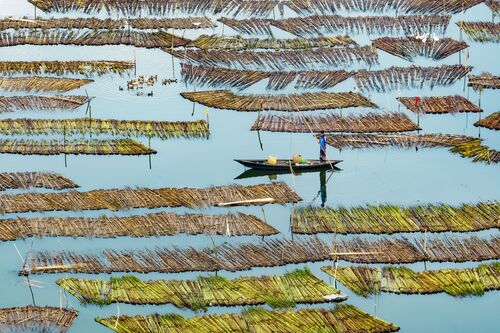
left=0, top=0, right=499, bottom=332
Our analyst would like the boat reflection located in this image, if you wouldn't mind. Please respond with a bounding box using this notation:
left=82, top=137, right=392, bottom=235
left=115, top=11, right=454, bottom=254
left=234, top=166, right=340, bottom=180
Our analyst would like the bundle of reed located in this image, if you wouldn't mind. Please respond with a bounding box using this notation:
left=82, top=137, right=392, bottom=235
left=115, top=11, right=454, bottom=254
left=457, top=21, right=500, bottom=42
left=0, top=17, right=124, bottom=30
left=0, top=182, right=300, bottom=215
left=19, top=235, right=500, bottom=275
left=0, top=138, right=156, bottom=156
left=354, top=65, right=472, bottom=92
left=450, top=139, right=500, bottom=163
left=0, top=60, right=134, bottom=76
left=322, top=263, right=500, bottom=297
left=397, top=95, right=481, bottom=114
left=0, top=118, right=209, bottom=139
left=475, top=112, right=500, bottom=130
left=0, top=172, right=78, bottom=191
left=187, top=34, right=356, bottom=50
left=402, top=0, right=485, bottom=14
left=181, top=63, right=354, bottom=90
left=252, top=113, right=419, bottom=133
left=468, top=72, right=500, bottom=90
left=29, top=0, right=280, bottom=17
left=180, top=90, right=376, bottom=112
left=0, top=76, right=92, bottom=92
left=167, top=46, right=378, bottom=70
left=486, top=0, right=500, bottom=16
left=57, top=268, right=342, bottom=309
left=218, top=17, right=272, bottom=35
left=373, top=37, right=467, bottom=61
left=0, top=95, right=89, bottom=112
left=0, top=212, right=277, bottom=241
left=96, top=304, right=399, bottom=333
left=270, top=14, right=450, bottom=37
left=322, top=133, right=499, bottom=164
left=292, top=201, right=500, bottom=234
left=0, top=29, right=189, bottom=48
left=285, top=0, right=399, bottom=15
left=129, top=17, right=215, bottom=29
left=0, top=306, right=78, bottom=333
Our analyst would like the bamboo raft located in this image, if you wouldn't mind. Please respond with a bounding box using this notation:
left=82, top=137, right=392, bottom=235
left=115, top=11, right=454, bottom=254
left=0, top=118, right=209, bottom=139
left=0, top=138, right=156, bottom=156
left=354, top=65, right=472, bottom=92
left=0, top=76, right=93, bottom=92
left=292, top=201, right=500, bottom=234
left=57, top=268, right=343, bottom=309
left=0, top=29, right=189, bottom=48
left=457, top=21, right=500, bottom=42
left=468, top=73, right=500, bottom=90
left=0, top=95, right=89, bottom=112
left=0, top=182, right=301, bottom=214
left=0, top=212, right=277, bottom=241
left=373, top=37, right=467, bottom=61
left=167, top=46, right=379, bottom=70
left=0, top=60, right=134, bottom=76
left=19, top=235, right=500, bottom=275
left=129, top=17, right=215, bottom=29
left=180, top=90, right=377, bottom=112
left=0, top=306, right=78, bottom=333
left=322, top=263, right=500, bottom=297
left=187, top=35, right=356, bottom=50
left=0, top=172, right=78, bottom=191
left=96, top=304, right=399, bottom=333
left=322, top=133, right=499, bottom=164
left=252, top=113, right=420, bottom=133
left=267, top=15, right=451, bottom=37
left=475, top=112, right=500, bottom=130
left=181, top=64, right=355, bottom=90
left=397, top=96, right=481, bottom=114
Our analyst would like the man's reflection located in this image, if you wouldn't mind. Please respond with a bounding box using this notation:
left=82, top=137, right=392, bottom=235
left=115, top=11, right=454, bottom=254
left=320, top=170, right=327, bottom=207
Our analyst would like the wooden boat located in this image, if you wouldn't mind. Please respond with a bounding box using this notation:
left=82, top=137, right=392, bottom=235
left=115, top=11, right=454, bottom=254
left=235, top=159, right=342, bottom=171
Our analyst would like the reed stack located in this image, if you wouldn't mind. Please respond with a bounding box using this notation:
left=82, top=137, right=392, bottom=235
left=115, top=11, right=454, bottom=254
left=397, top=96, right=481, bottom=114
left=57, top=268, right=343, bottom=309
left=486, top=0, right=500, bottom=16
left=292, top=201, right=500, bottom=234
left=457, top=21, right=500, bottom=42
left=0, top=306, right=78, bottom=333
left=373, top=37, right=467, bottom=61
left=0, top=95, right=89, bottom=112
left=0, top=17, right=124, bottom=30
left=129, top=17, right=215, bottom=29
left=0, top=77, right=92, bottom=92
left=0, top=60, right=134, bottom=76
left=468, top=73, right=500, bottom=90
left=322, top=263, right=500, bottom=297
left=475, top=112, right=500, bottom=130
left=0, top=172, right=78, bottom=191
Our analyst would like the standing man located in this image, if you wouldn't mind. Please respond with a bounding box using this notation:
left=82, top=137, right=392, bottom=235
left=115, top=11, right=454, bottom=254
left=319, top=131, right=327, bottom=162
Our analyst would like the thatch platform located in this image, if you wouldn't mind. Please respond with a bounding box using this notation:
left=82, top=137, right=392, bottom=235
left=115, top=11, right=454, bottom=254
left=0, top=95, right=89, bottom=112
left=187, top=35, right=356, bottom=50
left=468, top=73, right=500, bottom=90
left=181, top=64, right=355, bottom=90
left=0, top=172, right=77, bottom=191
left=180, top=90, right=376, bottom=112
left=323, top=263, right=500, bottom=297
left=322, top=133, right=499, bottom=164
left=292, top=201, right=500, bottom=234
left=397, top=96, right=481, bottom=114
left=373, top=37, right=467, bottom=61
left=252, top=113, right=419, bottom=133
left=354, top=65, right=472, bottom=92
left=0, top=30, right=189, bottom=48
left=0, top=212, right=277, bottom=241
left=20, top=235, right=500, bottom=275
left=96, top=304, right=399, bottom=333
left=457, top=21, right=500, bottom=42
left=129, top=17, right=215, bottom=29
left=0, top=60, right=134, bottom=76
left=167, top=46, right=378, bottom=70
left=0, top=306, right=78, bottom=333
left=268, top=15, right=450, bottom=37
left=475, top=112, right=500, bottom=130
left=0, top=76, right=92, bottom=92
left=57, top=268, right=342, bottom=308
left=0, top=182, right=301, bottom=214
left=0, top=118, right=209, bottom=139
left=0, top=138, right=156, bottom=156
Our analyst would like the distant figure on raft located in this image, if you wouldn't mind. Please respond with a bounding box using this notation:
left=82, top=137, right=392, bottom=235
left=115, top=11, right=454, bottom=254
left=319, top=131, right=327, bottom=162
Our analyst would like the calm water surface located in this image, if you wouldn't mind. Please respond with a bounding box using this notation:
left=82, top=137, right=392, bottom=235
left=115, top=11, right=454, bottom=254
left=0, top=1, right=499, bottom=332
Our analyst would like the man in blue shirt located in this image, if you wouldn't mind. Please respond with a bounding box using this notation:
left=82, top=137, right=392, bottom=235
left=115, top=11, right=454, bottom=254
left=319, top=131, right=327, bottom=162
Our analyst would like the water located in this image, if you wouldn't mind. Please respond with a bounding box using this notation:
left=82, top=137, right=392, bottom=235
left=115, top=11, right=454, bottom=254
left=0, top=1, right=499, bottom=332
